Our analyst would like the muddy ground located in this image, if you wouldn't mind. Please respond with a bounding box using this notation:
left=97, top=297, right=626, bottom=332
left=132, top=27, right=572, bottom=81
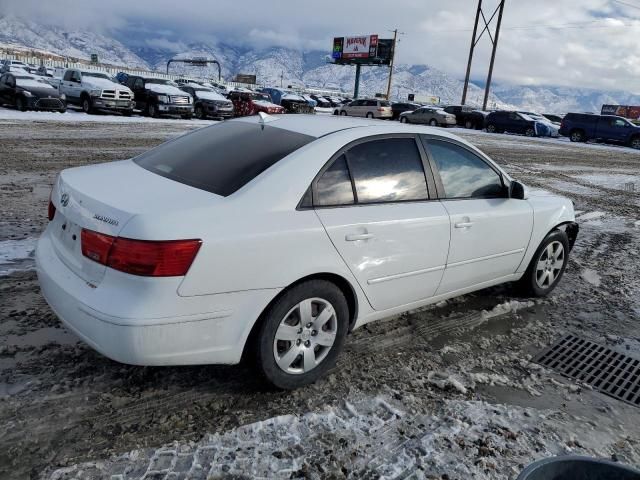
left=0, top=115, right=639, bottom=479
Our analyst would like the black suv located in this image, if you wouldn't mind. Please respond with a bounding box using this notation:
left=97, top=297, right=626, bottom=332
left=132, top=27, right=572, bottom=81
left=391, top=102, right=421, bottom=120
left=179, top=83, right=234, bottom=120
left=121, top=75, right=194, bottom=118
left=443, top=105, right=486, bottom=129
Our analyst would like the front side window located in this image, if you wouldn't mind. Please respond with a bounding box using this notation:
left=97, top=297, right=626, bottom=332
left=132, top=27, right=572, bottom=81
left=347, top=138, right=429, bottom=203
left=426, top=139, right=505, bottom=199
left=315, top=155, right=354, bottom=207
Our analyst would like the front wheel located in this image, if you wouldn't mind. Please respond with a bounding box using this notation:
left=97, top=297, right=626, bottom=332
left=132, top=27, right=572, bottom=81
left=255, top=280, right=349, bottom=389
left=525, top=127, right=536, bottom=137
left=147, top=103, right=159, bottom=118
left=429, top=118, right=438, bottom=127
left=366, top=112, right=374, bottom=118
left=570, top=130, right=585, bottom=142
left=486, top=124, right=497, bottom=133
left=400, top=116, right=408, bottom=123
left=15, top=97, right=26, bottom=111
left=195, top=105, right=205, bottom=119
left=629, top=136, right=640, bottom=150
left=465, top=120, right=473, bottom=129
left=518, top=230, right=569, bottom=297
left=340, top=110, right=347, bottom=116
left=82, top=97, right=93, bottom=114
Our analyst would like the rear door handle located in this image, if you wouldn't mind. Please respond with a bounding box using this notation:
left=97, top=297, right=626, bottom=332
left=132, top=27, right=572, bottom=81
left=345, top=233, right=374, bottom=241
left=454, top=222, right=474, bottom=228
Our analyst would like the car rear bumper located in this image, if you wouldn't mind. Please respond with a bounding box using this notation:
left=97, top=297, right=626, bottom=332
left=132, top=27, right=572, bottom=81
left=36, top=228, right=279, bottom=366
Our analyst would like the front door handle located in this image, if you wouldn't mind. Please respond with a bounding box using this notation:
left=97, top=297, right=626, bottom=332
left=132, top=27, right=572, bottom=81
left=345, top=233, right=374, bottom=241
left=454, top=221, right=474, bottom=228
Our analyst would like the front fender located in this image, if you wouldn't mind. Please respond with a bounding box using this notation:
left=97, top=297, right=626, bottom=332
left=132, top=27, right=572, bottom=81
left=516, top=195, right=576, bottom=273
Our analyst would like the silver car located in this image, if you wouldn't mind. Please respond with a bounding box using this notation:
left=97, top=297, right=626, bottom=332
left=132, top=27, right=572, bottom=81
left=400, top=107, right=456, bottom=126
left=336, top=99, right=393, bottom=119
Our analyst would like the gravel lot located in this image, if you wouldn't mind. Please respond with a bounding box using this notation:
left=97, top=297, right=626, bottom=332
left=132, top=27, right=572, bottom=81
left=1, top=113, right=639, bottom=479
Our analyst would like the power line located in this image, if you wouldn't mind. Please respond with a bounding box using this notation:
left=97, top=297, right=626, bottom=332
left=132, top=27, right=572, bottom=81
left=612, top=0, right=640, bottom=11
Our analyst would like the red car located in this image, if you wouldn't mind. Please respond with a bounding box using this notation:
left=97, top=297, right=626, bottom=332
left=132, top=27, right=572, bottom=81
left=228, top=90, right=284, bottom=117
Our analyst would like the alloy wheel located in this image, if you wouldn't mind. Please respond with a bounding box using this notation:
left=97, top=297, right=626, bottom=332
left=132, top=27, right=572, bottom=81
left=273, top=298, right=337, bottom=375
left=525, top=128, right=535, bottom=137
left=535, top=241, right=565, bottom=289
left=429, top=119, right=438, bottom=126
left=487, top=124, right=496, bottom=133
left=631, top=137, right=640, bottom=150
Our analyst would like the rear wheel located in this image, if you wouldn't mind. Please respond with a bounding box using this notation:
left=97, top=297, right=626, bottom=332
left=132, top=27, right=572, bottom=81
left=429, top=118, right=438, bottom=127
left=400, top=116, right=408, bottom=123
left=366, top=112, right=374, bottom=118
left=570, top=129, right=585, bottom=142
left=518, top=230, right=569, bottom=297
left=255, top=280, right=349, bottom=389
left=340, top=110, right=347, bottom=116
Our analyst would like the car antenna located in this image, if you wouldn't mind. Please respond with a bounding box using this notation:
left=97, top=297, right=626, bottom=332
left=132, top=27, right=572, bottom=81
left=258, top=111, right=279, bottom=129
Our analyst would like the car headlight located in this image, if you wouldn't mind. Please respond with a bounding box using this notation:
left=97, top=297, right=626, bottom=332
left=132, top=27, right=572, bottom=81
left=157, top=95, right=169, bottom=103
left=22, top=91, right=33, bottom=97
left=90, top=89, right=102, bottom=97
left=59, top=93, right=66, bottom=100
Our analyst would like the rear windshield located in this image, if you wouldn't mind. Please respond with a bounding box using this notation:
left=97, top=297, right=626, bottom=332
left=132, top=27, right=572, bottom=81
left=134, top=122, right=315, bottom=196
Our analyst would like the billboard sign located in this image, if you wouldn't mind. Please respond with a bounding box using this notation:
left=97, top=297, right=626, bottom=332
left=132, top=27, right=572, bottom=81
left=333, top=34, right=378, bottom=60
left=602, top=104, right=640, bottom=120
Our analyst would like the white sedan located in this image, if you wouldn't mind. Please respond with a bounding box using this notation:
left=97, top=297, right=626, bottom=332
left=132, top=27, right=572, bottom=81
left=36, top=115, right=579, bottom=389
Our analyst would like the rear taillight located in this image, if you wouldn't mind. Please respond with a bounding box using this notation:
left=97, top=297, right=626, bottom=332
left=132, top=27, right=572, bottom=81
left=81, top=229, right=201, bottom=277
left=377, top=107, right=384, bottom=111
left=48, top=200, right=56, bottom=221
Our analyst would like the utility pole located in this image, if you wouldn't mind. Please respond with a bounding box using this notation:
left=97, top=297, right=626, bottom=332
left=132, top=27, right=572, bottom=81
left=354, top=64, right=361, bottom=98
left=385, top=29, right=398, bottom=100
left=460, top=0, right=506, bottom=110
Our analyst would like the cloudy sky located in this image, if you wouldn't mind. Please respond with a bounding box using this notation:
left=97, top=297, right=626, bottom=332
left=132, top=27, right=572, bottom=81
left=3, top=0, right=640, bottom=92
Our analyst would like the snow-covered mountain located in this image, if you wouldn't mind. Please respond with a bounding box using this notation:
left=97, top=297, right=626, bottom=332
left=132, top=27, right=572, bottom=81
left=1, top=14, right=638, bottom=113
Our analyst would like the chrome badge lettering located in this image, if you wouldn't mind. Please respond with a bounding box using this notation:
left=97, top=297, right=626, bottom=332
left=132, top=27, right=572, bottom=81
left=93, top=214, right=119, bottom=226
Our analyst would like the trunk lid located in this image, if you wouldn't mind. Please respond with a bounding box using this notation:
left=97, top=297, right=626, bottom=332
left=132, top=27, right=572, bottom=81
left=51, top=159, right=219, bottom=285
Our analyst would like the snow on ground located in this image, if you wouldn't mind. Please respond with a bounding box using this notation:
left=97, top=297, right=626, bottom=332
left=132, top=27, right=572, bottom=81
left=44, top=392, right=639, bottom=480
left=0, top=238, right=37, bottom=276
left=0, top=106, right=216, bottom=126
left=571, top=173, right=639, bottom=192
left=581, top=268, right=602, bottom=287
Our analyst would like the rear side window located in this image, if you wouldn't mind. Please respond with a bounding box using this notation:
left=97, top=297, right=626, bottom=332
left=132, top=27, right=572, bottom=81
left=347, top=138, right=429, bottom=203
left=426, top=139, right=505, bottom=199
left=135, top=122, right=314, bottom=196
left=315, top=155, right=355, bottom=206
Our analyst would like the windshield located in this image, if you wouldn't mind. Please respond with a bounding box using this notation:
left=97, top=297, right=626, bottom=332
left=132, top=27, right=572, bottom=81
left=145, top=78, right=176, bottom=86
left=81, top=72, right=111, bottom=80
left=135, top=122, right=314, bottom=196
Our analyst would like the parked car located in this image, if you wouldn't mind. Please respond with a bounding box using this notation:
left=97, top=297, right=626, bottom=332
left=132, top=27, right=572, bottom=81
left=485, top=111, right=557, bottom=137
left=36, top=66, right=54, bottom=78
left=228, top=90, right=285, bottom=116
left=391, top=102, right=421, bottom=120
left=399, top=106, right=456, bottom=126
left=259, top=88, right=315, bottom=114
left=542, top=113, right=563, bottom=124
left=301, top=94, right=318, bottom=109
left=335, top=99, right=393, bottom=119
left=122, top=76, right=194, bottom=118
left=0, top=59, right=28, bottom=74
left=443, top=105, right=486, bottom=130
left=179, top=83, right=234, bottom=120
left=55, top=69, right=135, bottom=115
left=37, top=115, right=578, bottom=389
left=310, top=95, right=332, bottom=108
left=559, top=113, right=640, bottom=149
left=0, top=72, right=66, bottom=112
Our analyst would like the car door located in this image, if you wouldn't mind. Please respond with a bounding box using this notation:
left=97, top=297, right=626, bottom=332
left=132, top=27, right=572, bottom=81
left=314, top=136, right=451, bottom=311
left=606, top=117, right=630, bottom=142
left=422, top=137, right=534, bottom=295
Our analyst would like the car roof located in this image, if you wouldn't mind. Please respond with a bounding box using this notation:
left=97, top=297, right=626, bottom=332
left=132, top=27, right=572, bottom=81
left=232, top=114, right=468, bottom=139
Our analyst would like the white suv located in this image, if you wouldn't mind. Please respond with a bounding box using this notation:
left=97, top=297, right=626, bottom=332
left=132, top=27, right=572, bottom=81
left=336, top=99, right=393, bottom=119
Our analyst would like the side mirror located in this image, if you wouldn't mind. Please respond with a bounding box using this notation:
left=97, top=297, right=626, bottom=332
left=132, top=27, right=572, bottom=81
left=510, top=180, right=526, bottom=200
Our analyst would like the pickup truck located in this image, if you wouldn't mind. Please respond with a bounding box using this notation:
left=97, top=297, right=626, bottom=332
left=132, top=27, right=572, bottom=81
left=121, top=75, right=194, bottom=118
left=55, top=68, right=135, bottom=115
left=559, top=113, right=640, bottom=149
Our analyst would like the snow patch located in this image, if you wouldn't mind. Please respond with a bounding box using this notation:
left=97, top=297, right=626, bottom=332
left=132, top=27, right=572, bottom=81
left=577, top=211, right=606, bottom=221
left=481, top=300, right=535, bottom=320
left=581, top=268, right=602, bottom=287
left=0, top=238, right=37, bottom=275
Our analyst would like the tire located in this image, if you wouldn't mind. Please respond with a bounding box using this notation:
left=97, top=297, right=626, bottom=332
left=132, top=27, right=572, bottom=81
left=366, top=112, right=374, bottom=118
left=465, top=120, right=473, bottom=129
left=570, top=129, right=585, bottom=142
left=121, top=110, right=132, bottom=117
left=255, top=280, right=349, bottom=390
left=340, top=110, right=347, bottom=116
left=525, top=127, right=536, bottom=137
left=629, top=136, right=640, bottom=150
left=429, top=119, right=438, bottom=127
left=400, top=116, right=408, bottom=123
left=517, top=229, right=569, bottom=297
left=195, top=105, right=205, bottom=120
left=486, top=124, right=497, bottom=133
left=147, top=103, right=159, bottom=118
left=15, top=97, right=26, bottom=112
left=81, top=97, right=93, bottom=114
left=58, top=108, right=66, bottom=114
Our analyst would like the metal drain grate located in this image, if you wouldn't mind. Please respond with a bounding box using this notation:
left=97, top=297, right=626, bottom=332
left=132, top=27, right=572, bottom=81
left=534, top=334, right=640, bottom=407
